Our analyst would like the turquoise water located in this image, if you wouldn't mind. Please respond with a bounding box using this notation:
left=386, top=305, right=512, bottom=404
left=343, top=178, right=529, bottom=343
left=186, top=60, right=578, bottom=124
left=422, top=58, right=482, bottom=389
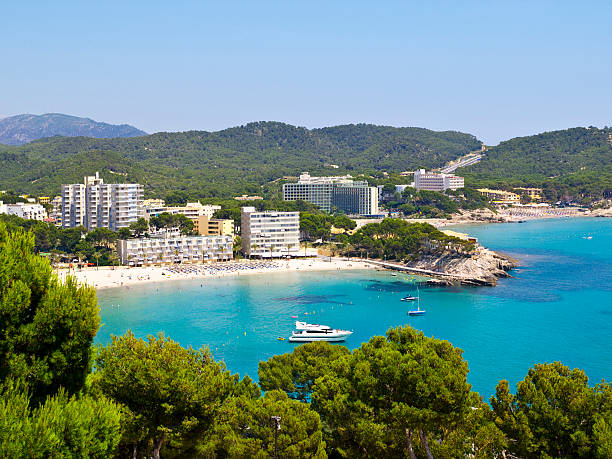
left=97, top=218, right=612, bottom=398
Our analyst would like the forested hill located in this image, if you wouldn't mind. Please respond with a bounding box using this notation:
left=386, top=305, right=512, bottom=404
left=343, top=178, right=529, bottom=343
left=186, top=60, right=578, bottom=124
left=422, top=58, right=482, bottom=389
left=0, top=122, right=481, bottom=198
left=0, top=113, right=147, bottom=146
left=461, top=127, right=612, bottom=200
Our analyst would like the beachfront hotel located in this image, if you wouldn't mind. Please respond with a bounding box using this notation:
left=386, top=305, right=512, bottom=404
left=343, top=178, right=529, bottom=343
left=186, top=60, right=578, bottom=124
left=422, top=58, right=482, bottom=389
left=117, top=234, right=233, bottom=265
left=241, top=206, right=300, bottom=258
left=61, top=172, right=144, bottom=231
left=477, top=188, right=521, bottom=205
left=0, top=201, right=48, bottom=221
left=413, top=169, right=465, bottom=192
left=282, top=172, right=379, bottom=216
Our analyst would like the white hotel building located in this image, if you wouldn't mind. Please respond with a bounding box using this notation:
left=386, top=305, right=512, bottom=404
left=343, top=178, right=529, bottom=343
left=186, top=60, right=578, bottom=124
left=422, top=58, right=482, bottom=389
left=0, top=202, right=48, bottom=221
left=413, top=169, right=464, bottom=192
left=117, top=235, right=233, bottom=265
left=61, top=172, right=144, bottom=231
left=143, top=200, right=221, bottom=222
left=241, top=206, right=300, bottom=258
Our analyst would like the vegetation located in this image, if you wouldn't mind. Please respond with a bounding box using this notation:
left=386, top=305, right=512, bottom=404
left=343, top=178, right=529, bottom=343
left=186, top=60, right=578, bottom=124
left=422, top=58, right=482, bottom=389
left=1, top=222, right=611, bottom=458
left=0, top=122, right=480, bottom=198
left=0, top=221, right=100, bottom=402
left=462, top=126, right=612, bottom=202
left=334, top=219, right=474, bottom=261
left=0, top=221, right=122, bottom=456
left=381, top=187, right=491, bottom=218
left=0, top=381, right=121, bottom=458
left=491, top=362, right=612, bottom=458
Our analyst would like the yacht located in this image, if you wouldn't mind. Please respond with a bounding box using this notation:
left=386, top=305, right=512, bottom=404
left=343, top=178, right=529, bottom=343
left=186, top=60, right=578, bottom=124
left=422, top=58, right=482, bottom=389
left=289, top=322, right=353, bottom=342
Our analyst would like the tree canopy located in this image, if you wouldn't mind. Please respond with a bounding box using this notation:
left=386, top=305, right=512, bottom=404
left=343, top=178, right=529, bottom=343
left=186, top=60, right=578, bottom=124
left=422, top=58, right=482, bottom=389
left=0, top=221, right=100, bottom=401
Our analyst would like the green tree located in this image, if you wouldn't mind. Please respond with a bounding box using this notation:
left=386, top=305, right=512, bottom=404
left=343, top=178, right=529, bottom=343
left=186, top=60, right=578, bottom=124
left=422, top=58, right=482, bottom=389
left=259, top=341, right=350, bottom=402
left=491, top=362, right=612, bottom=458
left=201, top=390, right=327, bottom=458
left=129, top=218, right=149, bottom=238
left=94, top=331, right=249, bottom=459
left=312, top=326, right=475, bottom=458
left=0, top=380, right=122, bottom=458
left=0, top=222, right=100, bottom=402
left=117, top=227, right=132, bottom=240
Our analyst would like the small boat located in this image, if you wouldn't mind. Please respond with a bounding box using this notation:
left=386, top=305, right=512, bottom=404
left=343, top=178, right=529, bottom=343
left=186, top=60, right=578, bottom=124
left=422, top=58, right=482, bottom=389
left=289, top=322, right=352, bottom=342
left=401, top=295, right=418, bottom=301
left=277, top=337, right=285, bottom=341
left=391, top=273, right=398, bottom=277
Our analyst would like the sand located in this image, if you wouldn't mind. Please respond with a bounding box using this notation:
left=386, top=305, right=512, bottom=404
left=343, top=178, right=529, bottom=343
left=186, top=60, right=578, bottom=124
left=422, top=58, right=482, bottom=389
left=56, top=258, right=377, bottom=290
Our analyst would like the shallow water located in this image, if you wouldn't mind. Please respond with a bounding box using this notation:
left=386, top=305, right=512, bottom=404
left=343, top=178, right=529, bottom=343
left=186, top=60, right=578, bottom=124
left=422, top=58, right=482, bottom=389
left=97, top=217, right=612, bottom=398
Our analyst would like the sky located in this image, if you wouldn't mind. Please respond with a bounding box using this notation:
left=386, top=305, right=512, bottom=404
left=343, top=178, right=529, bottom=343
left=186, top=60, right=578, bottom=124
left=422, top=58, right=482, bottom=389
left=1, top=1, right=611, bottom=145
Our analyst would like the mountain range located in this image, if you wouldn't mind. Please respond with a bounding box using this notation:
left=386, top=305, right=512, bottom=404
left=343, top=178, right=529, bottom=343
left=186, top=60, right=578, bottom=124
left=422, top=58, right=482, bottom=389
left=0, top=113, right=146, bottom=145
left=0, top=118, right=609, bottom=202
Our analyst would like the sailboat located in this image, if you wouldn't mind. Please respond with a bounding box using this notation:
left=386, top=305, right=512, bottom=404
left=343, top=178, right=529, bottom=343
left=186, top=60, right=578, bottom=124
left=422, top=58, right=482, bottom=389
left=401, top=284, right=419, bottom=302
left=407, top=287, right=426, bottom=316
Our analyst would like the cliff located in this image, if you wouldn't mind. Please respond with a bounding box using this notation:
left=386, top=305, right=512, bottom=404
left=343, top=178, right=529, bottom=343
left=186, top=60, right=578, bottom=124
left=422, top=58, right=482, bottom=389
left=404, top=246, right=518, bottom=286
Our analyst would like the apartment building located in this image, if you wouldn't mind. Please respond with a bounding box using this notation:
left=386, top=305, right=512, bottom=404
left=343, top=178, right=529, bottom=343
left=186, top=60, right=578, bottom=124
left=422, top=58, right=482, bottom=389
left=144, top=201, right=221, bottom=221
left=478, top=188, right=521, bottom=205
left=194, top=216, right=234, bottom=237
left=0, top=202, right=48, bottom=221
left=241, top=206, right=300, bottom=258
left=117, top=235, right=233, bottom=265
left=61, top=172, right=144, bottom=230
left=282, top=172, right=379, bottom=216
left=413, top=169, right=465, bottom=192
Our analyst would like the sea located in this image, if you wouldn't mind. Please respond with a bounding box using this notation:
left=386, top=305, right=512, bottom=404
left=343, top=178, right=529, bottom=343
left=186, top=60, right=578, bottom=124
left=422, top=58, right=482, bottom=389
left=96, top=218, right=612, bottom=399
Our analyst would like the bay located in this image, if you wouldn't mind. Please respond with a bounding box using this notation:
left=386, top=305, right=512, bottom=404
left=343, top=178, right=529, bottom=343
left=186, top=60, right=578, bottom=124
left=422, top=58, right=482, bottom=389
left=97, top=217, right=612, bottom=398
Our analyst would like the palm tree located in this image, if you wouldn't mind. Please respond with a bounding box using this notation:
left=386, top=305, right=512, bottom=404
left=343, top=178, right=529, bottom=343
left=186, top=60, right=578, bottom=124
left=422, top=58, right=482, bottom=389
left=93, top=250, right=101, bottom=271
left=251, top=243, right=258, bottom=260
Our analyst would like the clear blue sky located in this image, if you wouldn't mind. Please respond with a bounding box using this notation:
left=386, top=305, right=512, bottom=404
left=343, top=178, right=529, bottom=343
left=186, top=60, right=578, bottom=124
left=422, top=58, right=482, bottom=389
left=2, top=1, right=611, bottom=144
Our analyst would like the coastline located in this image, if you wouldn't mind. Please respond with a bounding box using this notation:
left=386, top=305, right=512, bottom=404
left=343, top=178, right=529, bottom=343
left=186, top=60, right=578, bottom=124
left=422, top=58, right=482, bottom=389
left=56, top=258, right=378, bottom=291
left=402, top=208, right=611, bottom=229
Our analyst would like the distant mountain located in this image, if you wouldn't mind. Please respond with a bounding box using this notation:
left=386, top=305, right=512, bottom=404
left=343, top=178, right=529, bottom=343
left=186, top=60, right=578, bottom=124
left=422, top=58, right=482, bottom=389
left=0, top=121, right=481, bottom=198
left=0, top=113, right=147, bottom=145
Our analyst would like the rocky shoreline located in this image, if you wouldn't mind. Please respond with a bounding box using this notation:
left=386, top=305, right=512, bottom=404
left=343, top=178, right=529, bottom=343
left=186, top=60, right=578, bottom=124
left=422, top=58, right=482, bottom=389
left=404, top=246, right=519, bottom=286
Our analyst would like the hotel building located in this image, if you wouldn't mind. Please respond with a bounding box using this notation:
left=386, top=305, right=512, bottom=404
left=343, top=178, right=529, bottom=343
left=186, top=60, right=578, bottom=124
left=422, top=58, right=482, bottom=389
left=144, top=201, right=221, bottom=221
left=413, top=169, right=464, bottom=192
left=515, top=187, right=542, bottom=201
left=241, top=206, right=300, bottom=258
left=194, top=216, right=234, bottom=237
left=61, top=172, right=144, bottom=231
left=282, top=172, right=379, bottom=216
left=478, top=188, right=521, bottom=205
left=0, top=202, right=48, bottom=221
left=117, top=234, right=233, bottom=265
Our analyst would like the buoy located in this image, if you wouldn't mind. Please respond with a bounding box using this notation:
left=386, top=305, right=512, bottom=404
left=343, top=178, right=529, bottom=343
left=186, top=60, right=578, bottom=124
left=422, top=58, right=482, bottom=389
left=244, top=331, right=247, bottom=336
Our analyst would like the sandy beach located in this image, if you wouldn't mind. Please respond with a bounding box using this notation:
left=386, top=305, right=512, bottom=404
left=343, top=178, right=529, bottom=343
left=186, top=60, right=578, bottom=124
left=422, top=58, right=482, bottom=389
left=56, top=258, right=377, bottom=290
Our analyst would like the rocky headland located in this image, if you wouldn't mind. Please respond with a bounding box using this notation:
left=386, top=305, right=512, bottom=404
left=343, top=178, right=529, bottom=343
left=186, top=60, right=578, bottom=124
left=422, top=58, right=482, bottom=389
left=400, top=245, right=518, bottom=286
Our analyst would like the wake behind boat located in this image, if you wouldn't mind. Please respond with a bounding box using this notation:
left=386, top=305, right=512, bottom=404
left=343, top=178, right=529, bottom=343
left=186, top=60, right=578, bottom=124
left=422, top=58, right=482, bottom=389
left=289, top=321, right=353, bottom=342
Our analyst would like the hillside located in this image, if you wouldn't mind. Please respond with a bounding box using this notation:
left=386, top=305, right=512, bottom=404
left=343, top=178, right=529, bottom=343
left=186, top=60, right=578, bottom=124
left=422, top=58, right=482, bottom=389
left=0, top=113, right=147, bottom=145
left=461, top=127, right=612, bottom=201
left=0, top=122, right=481, bottom=198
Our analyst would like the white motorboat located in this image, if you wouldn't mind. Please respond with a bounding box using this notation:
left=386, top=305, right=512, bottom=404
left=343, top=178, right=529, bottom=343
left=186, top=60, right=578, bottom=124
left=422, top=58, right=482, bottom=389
left=289, top=322, right=353, bottom=342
